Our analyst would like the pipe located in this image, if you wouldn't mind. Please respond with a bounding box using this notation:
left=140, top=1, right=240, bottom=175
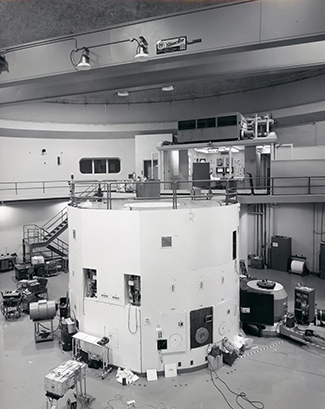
left=276, top=144, right=294, bottom=159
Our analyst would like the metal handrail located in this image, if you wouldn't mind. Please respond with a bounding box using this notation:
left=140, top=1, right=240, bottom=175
left=23, top=224, right=68, bottom=254
left=2, top=176, right=325, bottom=204
left=42, top=207, right=68, bottom=232
left=68, top=179, right=238, bottom=210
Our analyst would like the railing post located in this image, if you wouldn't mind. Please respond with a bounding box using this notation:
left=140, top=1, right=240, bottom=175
left=108, top=183, right=112, bottom=210
left=308, top=177, right=311, bottom=195
left=225, top=179, right=229, bottom=205
left=15, top=182, right=18, bottom=195
left=172, top=181, right=177, bottom=209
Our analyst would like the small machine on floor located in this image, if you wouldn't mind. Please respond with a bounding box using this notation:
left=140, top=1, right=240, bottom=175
left=30, top=299, right=58, bottom=342
left=240, top=276, right=288, bottom=336
left=44, top=360, right=89, bottom=409
left=278, top=284, right=325, bottom=346
left=0, top=290, right=22, bottom=320
left=0, top=277, right=48, bottom=320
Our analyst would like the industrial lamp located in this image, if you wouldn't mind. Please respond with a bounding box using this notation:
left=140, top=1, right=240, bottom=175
left=76, top=48, right=91, bottom=71
left=70, top=36, right=149, bottom=71
left=0, top=54, right=8, bottom=73
left=132, top=36, right=149, bottom=62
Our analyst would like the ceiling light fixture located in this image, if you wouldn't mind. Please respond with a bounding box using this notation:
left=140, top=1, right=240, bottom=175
left=162, top=85, right=174, bottom=92
left=0, top=54, right=8, bottom=74
left=133, top=36, right=149, bottom=62
left=117, top=91, right=129, bottom=97
left=76, top=48, right=91, bottom=71
left=70, top=36, right=149, bottom=70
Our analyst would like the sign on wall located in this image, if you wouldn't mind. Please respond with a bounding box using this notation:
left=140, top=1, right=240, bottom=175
left=156, top=36, right=187, bottom=54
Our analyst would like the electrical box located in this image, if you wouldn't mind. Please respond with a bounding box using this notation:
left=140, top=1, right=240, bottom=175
left=294, top=286, right=315, bottom=325
left=84, top=268, right=97, bottom=298
left=125, top=274, right=141, bottom=306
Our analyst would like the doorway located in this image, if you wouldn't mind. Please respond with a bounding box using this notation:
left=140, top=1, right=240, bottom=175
left=143, top=159, right=158, bottom=180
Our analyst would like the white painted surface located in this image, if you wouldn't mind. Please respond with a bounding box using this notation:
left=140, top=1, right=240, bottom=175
left=68, top=201, right=240, bottom=373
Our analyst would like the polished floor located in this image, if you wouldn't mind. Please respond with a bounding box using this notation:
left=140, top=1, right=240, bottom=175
left=1, top=267, right=325, bottom=409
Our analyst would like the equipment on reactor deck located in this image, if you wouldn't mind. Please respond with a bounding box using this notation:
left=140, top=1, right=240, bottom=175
left=0, top=290, right=22, bottom=320
left=278, top=285, right=325, bottom=350
left=30, top=299, right=58, bottom=342
left=72, top=331, right=111, bottom=379
left=44, top=360, right=88, bottom=409
left=240, top=277, right=288, bottom=336
left=294, top=285, right=315, bottom=324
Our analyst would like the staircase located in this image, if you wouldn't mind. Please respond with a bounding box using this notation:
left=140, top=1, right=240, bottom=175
left=23, top=207, right=69, bottom=263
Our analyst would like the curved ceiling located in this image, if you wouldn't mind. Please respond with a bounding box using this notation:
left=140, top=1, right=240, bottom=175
left=50, top=68, right=325, bottom=105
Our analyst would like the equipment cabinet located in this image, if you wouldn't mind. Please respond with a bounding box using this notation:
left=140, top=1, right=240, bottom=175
left=270, top=236, right=292, bottom=272
left=294, top=286, right=315, bottom=325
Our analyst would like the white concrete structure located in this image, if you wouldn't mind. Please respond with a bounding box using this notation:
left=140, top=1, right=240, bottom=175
left=68, top=199, right=240, bottom=373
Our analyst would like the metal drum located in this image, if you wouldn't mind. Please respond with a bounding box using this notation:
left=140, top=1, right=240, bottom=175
left=29, top=300, right=57, bottom=320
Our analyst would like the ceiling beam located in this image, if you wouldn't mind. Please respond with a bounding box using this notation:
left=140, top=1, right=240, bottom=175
left=1, top=0, right=325, bottom=106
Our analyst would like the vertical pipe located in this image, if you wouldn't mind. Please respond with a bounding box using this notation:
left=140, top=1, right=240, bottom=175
left=313, top=203, right=317, bottom=274
left=226, top=179, right=229, bottom=205
left=172, top=181, right=177, bottom=209
left=256, top=205, right=260, bottom=256
left=263, top=203, right=267, bottom=266
left=265, top=204, right=269, bottom=266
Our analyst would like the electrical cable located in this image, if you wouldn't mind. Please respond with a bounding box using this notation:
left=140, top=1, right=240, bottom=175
left=127, top=303, right=138, bottom=334
left=105, top=394, right=128, bottom=409
left=210, top=367, right=265, bottom=409
left=104, top=394, right=178, bottom=409
left=209, top=369, right=235, bottom=409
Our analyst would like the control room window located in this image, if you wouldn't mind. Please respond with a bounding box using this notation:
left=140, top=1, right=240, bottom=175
left=79, top=158, right=121, bottom=174
left=94, top=159, right=107, bottom=174
left=108, top=159, right=121, bottom=174
left=79, top=159, right=92, bottom=174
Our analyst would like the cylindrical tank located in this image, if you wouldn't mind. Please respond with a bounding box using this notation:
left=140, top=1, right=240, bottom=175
left=29, top=300, right=57, bottom=320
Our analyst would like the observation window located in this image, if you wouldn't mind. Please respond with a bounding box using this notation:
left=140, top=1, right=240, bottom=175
left=79, top=158, right=121, bottom=174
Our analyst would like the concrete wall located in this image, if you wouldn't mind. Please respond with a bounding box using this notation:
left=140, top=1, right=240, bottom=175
left=68, top=202, right=240, bottom=373
left=0, top=136, right=135, bottom=182
left=135, top=133, right=173, bottom=179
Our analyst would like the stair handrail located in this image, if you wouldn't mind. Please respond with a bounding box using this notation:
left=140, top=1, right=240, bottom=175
left=74, top=181, right=98, bottom=200
left=46, top=235, right=69, bottom=256
left=42, top=207, right=68, bottom=232
left=23, top=224, right=68, bottom=253
left=71, top=180, right=109, bottom=205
